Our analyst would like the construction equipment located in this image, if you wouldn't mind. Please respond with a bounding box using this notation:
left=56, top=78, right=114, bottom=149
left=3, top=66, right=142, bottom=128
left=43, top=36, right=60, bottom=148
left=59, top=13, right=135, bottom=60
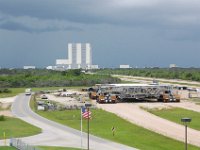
left=96, top=93, right=117, bottom=103
left=158, top=90, right=180, bottom=102
left=89, top=84, right=180, bottom=103
left=89, top=91, right=98, bottom=99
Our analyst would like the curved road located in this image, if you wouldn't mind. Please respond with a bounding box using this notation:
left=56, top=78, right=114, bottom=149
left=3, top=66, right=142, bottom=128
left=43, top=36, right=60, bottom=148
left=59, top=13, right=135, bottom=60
left=11, top=94, right=137, bottom=150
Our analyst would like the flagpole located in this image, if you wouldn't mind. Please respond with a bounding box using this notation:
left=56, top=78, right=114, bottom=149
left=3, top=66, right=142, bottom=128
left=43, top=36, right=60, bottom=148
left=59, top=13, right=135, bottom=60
left=85, top=103, right=91, bottom=150
left=87, top=107, right=90, bottom=150
left=81, top=106, right=83, bottom=150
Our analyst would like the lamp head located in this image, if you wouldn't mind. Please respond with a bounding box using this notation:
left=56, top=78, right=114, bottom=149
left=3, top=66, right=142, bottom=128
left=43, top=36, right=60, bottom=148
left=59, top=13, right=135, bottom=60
left=85, top=103, right=92, bottom=108
left=181, top=118, right=192, bottom=123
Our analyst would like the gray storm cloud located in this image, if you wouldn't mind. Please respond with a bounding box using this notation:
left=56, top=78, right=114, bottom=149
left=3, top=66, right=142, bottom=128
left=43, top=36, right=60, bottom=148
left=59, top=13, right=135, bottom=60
left=0, top=0, right=200, bottom=33
left=0, top=14, right=83, bottom=32
left=0, top=0, right=200, bottom=68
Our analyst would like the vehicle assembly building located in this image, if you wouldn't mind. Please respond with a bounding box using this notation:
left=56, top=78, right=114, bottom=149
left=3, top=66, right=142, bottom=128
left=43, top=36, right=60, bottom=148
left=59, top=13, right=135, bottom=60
left=56, top=43, right=93, bottom=69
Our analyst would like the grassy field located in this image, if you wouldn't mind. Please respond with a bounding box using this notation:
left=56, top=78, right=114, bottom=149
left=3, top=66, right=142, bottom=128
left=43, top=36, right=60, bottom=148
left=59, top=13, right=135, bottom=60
left=0, top=116, right=41, bottom=139
left=0, top=88, right=25, bottom=98
left=35, top=108, right=199, bottom=150
left=0, top=146, right=16, bottom=150
left=144, top=107, right=200, bottom=130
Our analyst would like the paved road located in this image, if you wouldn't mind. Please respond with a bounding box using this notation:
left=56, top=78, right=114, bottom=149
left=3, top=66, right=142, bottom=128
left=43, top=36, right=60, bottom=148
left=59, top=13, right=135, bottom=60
left=10, top=94, right=137, bottom=150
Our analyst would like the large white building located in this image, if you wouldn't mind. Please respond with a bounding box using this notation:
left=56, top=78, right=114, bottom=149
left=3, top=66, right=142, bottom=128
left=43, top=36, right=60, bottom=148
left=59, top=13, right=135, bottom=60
left=56, top=43, right=92, bottom=69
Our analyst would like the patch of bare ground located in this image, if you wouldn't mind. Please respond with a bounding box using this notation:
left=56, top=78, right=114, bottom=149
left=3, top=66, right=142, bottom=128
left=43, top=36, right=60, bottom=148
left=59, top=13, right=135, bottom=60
left=0, top=96, right=16, bottom=117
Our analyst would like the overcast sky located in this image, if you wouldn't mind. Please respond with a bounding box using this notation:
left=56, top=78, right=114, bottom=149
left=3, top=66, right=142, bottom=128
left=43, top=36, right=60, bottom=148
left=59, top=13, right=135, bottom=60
left=0, top=0, right=200, bottom=68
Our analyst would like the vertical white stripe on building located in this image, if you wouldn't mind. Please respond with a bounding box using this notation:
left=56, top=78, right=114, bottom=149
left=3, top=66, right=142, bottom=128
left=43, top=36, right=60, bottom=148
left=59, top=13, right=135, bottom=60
left=68, top=43, right=72, bottom=64
left=86, top=43, right=91, bottom=65
left=76, top=43, right=82, bottom=64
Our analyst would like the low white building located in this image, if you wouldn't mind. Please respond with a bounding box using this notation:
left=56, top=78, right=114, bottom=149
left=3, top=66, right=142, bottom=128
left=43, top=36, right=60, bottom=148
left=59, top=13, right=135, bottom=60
left=119, top=65, right=131, bottom=69
left=169, top=64, right=177, bottom=68
left=23, top=66, right=36, bottom=69
left=46, top=66, right=57, bottom=70
left=90, top=65, right=99, bottom=69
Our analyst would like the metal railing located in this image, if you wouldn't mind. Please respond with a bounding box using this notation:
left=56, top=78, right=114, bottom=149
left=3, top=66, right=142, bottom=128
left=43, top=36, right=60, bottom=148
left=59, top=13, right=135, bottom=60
left=10, top=138, right=42, bottom=150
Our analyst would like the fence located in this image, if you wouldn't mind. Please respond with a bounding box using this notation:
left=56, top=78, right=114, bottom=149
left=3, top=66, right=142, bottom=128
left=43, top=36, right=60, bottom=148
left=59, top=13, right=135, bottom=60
left=10, top=138, right=42, bottom=150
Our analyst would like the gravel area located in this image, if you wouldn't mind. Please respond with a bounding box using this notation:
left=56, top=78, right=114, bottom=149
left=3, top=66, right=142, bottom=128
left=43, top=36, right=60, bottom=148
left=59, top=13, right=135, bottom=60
left=0, top=96, right=16, bottom=117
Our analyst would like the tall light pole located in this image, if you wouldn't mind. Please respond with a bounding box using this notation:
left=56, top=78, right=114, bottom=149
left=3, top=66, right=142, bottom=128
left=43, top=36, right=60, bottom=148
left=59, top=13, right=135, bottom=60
left=85, top=103, right=92, bottom=150
left=181, top=118, right=192, bottom=150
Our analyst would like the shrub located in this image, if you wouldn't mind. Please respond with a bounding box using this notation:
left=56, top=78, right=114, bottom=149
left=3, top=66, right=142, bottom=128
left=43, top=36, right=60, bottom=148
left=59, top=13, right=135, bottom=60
left=3, top=89, right=11, bottom=93
left=0, top=115, right=5, bottom=121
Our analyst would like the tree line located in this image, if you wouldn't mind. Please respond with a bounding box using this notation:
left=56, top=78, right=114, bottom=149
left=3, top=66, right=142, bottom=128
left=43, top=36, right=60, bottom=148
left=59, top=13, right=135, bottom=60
left=0, top=69, right=120, bottom=88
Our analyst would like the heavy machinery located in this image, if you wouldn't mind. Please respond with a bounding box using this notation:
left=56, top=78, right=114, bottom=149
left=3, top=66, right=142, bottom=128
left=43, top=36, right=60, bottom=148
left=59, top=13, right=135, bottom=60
left=89, top=84, right=180, bottom=103
left=158, top=90, right=180, bottom=102
left=96, top=93, right=117, bottom=103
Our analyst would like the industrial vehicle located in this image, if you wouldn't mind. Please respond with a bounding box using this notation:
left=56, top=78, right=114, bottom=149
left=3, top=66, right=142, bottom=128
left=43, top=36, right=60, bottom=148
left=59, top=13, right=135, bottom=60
left=89, top=91, right=98, bottom=99
left=89, top=84, right=180, bottom=103
left=158, top=90, right=180, bottom=102
left=96, top=93, right=117, bottom=103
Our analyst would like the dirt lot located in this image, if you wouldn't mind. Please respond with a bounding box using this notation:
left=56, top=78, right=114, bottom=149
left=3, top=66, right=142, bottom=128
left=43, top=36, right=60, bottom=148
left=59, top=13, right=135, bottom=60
left=97, top=101, right=200, bottom=147
left=0, top=96, right=16, bottom=117
left=39, top=89, right=88, bottom=108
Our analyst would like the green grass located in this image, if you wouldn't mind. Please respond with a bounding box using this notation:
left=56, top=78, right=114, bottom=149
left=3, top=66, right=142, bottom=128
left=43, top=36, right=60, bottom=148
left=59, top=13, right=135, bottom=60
left=144, top=107, right=200, bottom=131
left=35, top=108, right=199, bottom=150
left=0, top=146, right=16, bottom=150
left=38, top=146, right=83, bottom=150
left=0, top=88, right=25, bottom=98
left=0, top=116, right=41, bottom=139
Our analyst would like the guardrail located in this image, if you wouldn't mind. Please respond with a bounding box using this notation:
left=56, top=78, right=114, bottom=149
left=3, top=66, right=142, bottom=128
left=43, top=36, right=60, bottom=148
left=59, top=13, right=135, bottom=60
left=10, top=138, right=42, bottom=150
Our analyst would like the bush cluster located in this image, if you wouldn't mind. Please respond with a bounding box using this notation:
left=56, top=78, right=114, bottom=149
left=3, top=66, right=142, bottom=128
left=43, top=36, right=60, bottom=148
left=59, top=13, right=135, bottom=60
left=0, top=69, right=120, bottom=88
left=0, top=88, right=11, bottom=93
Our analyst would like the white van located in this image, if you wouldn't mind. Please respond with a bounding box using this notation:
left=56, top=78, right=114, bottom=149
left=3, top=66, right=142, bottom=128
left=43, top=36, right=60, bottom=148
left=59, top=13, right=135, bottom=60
left=25, top=88, right=32, bottom=95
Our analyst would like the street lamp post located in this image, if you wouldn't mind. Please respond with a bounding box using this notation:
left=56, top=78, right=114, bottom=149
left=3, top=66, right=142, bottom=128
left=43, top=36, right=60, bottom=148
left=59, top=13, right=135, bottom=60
left=85, top=103, right=92, bottom=150
left=181, top=118, right=192, bottom=150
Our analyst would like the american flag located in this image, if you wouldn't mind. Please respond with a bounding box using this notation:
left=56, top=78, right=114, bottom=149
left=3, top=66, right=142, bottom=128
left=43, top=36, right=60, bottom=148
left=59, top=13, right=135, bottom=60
left=82, top=107, right=91, bottom=119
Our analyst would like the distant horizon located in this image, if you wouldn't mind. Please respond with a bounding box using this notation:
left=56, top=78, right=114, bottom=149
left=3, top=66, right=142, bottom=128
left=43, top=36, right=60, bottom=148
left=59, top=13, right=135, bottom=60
left=1, top=66, right=200, bottom=70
